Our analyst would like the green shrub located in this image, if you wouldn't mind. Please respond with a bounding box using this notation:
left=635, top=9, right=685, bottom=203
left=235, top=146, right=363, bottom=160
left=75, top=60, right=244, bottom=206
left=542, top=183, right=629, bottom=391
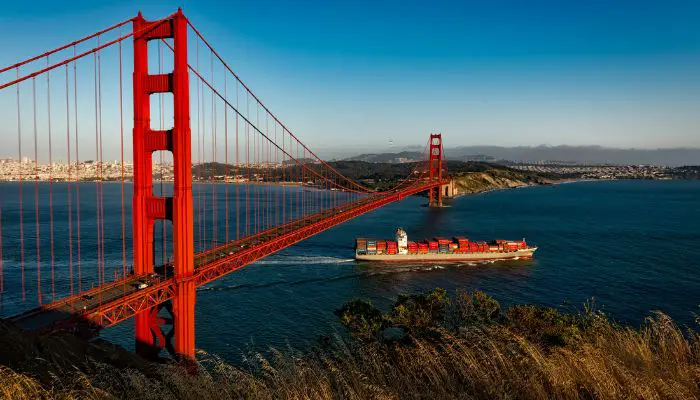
left=445, top=290, right=502, bottom=330
left=334, top=299, right=385, bottom=341
left=506, top=305, right=582, bottom=348
left=390, top=288, right=449, bottom=333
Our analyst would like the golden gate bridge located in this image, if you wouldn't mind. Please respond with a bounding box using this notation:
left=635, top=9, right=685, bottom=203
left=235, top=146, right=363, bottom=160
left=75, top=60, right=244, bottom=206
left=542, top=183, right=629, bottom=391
left=0, top=9, right=446, bottom=360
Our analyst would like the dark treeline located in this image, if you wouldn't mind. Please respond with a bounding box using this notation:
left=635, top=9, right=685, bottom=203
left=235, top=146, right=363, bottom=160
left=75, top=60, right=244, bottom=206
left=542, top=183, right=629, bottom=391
left=670, top=166, right=700, bottom=179
left=191, top=160, right=558, bottom=189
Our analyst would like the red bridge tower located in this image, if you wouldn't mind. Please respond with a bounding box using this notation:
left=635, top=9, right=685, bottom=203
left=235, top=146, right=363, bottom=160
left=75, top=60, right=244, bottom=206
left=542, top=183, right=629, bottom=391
left=428, top=133, right=444, bottom=207
left=132, top=9, right=195, bottom=360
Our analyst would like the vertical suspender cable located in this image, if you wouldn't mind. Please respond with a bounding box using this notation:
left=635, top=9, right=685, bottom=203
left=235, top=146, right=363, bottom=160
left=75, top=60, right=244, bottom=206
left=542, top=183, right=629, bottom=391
left=256, top=104, right=260, bottom=233
left=235, top=79, right=239, bottom=241
left=246, top=91, right=250, bottom=237
left=74, top=46, right=82, bottom=294
left=211, top=50, right=217, bottom=246
left=98, top=38, right=105, bottom=288
left=119, top=35, right=126, bottom=284
left=264, top=113, right=267, bottom=228
left=282, top=128, right=285, bottom=224
left=65, top=65, right=73, bottom=296
left=275, top=123, right=278, bottom=226
left=17, top=68, right=25, bottom=301
left=300, top=146, right=304, bottom=218
left=33, top=77, right=42, bottom=305
left=224, top=73, right=229, bottom=243
left=47, top=56, right=56, bottom=301
left=201, top=63, right=207, bottom=247
left=255, top=102, right=263, bottom=233
left=196, top=37, right=202, bottom=252
left=93, top=51, right=100, bottom=292
left=294, top=137, right=298, bottom=218
left=0, top=206, right=3, bottom=302
left=267, top=114, right=271, bottom=230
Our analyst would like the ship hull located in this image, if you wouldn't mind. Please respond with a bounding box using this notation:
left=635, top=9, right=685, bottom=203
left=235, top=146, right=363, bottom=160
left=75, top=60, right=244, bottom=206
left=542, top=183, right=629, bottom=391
left=355, top=248, right=536, bottom=262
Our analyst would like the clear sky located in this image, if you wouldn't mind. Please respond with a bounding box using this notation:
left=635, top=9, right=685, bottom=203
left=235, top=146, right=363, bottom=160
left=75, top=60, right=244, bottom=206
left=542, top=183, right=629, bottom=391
left=0, top=0, right=699, bottom=158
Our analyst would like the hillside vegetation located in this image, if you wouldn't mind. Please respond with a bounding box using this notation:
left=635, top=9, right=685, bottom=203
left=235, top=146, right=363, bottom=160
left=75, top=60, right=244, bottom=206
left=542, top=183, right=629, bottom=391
left=0, top=289, right=698, bottom=399
left=325, top=160, right=561, bottom=192
left=450, top=167, right=558, bottom=195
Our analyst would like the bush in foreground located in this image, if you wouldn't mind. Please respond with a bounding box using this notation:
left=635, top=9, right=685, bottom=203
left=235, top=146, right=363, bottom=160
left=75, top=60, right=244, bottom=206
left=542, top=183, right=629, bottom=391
left=1, top=289, right=699, bottom=399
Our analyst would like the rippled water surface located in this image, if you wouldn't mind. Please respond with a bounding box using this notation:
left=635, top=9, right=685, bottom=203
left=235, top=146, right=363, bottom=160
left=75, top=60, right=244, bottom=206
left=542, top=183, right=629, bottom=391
left=3, top=180, right=699, bottom=362
left=111, top=180, right=700, bottom=361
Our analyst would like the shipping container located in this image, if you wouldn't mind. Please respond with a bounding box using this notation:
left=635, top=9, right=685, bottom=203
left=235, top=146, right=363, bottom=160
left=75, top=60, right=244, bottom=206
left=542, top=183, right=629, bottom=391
left=418, top=243, right=429, bottom=254
left=434, top=237, right=451, bottom=245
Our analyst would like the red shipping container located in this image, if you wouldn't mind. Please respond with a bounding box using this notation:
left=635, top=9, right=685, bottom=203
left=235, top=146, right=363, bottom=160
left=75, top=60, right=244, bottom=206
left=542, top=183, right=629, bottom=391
left=435, top=237, right=451, bottom=245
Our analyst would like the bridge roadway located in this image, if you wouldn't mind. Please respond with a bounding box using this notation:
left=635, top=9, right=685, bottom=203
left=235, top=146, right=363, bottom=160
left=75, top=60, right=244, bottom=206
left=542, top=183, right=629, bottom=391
left=9, top=180, right=440, bottom=333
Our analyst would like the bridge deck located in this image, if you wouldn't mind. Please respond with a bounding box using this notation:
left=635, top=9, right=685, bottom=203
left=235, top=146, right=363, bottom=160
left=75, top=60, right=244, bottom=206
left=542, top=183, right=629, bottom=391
left=10, top=182, right=438, bottom=333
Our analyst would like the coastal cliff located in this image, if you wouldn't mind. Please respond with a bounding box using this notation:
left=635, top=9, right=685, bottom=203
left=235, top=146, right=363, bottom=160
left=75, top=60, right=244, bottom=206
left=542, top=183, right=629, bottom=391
left=449, top=169, right=558, bottom=197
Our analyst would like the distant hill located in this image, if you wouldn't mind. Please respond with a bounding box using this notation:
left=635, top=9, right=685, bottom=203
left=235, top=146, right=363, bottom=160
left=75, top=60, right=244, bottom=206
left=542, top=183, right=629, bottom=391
left=343, top=151, right=424, bottom=163
left=337, top=146, right=700, bottom=167
left=343, top=151, right=497, bottom=164
left=444, top=146, right=700, bottom=167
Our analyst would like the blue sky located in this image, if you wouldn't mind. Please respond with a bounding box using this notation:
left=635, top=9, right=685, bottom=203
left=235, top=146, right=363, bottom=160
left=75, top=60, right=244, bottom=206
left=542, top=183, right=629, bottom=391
left=0, top=0, right=699, bottom=158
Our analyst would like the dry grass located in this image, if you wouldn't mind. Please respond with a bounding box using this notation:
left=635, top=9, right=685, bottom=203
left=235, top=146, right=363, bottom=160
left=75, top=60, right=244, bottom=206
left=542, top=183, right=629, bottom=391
left=1, top=290, right=698, bottom=399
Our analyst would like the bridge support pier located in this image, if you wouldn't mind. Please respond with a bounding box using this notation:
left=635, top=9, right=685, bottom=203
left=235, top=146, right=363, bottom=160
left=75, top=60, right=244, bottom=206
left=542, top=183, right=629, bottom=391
left=172, top=280, right=196, bottom=358
left=132, top=9, right=195, bottom=361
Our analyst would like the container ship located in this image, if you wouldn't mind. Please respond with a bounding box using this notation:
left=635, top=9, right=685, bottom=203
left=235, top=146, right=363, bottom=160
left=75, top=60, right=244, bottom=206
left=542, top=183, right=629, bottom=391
left=355, top=228, right=537, bottom=262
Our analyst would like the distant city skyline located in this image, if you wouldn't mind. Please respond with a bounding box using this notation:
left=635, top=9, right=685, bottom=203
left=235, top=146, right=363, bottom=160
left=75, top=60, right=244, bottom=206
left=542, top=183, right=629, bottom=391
left=0, top=0, right=699, bottom=161
left=4, top=142, right=699, bottom=167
